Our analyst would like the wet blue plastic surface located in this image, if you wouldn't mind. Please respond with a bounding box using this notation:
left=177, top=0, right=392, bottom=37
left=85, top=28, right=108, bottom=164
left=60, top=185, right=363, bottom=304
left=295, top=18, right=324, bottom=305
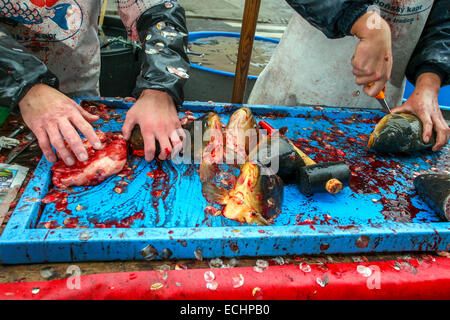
left=0, top=98, right=448, bottom=264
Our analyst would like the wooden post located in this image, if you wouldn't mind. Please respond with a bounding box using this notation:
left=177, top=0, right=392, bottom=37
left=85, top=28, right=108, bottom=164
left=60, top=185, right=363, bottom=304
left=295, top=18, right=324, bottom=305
left=231, top=0, right=261, bottom=104
left=99, top=0, right=109, bottom=49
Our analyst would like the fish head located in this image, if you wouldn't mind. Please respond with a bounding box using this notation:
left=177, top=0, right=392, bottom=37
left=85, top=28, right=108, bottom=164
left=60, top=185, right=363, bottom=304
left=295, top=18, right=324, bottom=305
left=259, top=170, right=284, bottom=220
left=198, top=113, right=224, bottom=180
left=224, top=162, right=282, bottom=225
left=226, top=107, right=257, bottom=131
left=225, top=108, right=258, bottom=163
left=223, top=162, right=261, bottom=222
left=129, top=125, right=161, bottom=157
left=368, top=114, right=414, bottom=153
left=203, top=112, right=224, bottom=151
left=180, top=112, right=223, bottom=160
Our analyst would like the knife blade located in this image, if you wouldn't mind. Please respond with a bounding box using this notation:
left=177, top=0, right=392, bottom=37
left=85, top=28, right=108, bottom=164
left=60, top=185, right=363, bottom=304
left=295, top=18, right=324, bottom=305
left=6, top=132, right=37, bottom=164
left=368, top=82, right=391, bottom=114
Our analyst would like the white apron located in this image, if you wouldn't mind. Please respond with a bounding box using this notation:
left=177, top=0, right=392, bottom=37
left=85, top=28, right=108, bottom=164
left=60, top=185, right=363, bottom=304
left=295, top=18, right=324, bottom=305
left=0, top=0, right=161, bottom=97
left=248, top=0, right=434, bottom=109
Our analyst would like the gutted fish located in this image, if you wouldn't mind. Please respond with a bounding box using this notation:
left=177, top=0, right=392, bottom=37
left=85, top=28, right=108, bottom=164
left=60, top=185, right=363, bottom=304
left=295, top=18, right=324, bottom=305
left=368, top=113, right=435, bottom=153
left=202, top=161, right=283, bottom=225
left=52, top=131, right=128, bottom=188
left=414, top=174, right=450, bottom=221
left=183, top=112, right=224, bottom=181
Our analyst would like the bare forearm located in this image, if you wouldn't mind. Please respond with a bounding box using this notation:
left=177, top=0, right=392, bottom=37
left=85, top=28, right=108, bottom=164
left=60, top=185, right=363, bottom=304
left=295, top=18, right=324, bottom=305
left=349, top=11, right=392, bottom=97
left=415, top=72, right=441, bottom=95
left=350, top=11, right=390, bottom=39
left=391, top=72, right=449, bottom=151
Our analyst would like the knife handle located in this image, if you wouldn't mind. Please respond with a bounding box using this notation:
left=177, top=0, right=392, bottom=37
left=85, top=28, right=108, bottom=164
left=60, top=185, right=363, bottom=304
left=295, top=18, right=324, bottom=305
left=368, top=82, right=386, bottom=100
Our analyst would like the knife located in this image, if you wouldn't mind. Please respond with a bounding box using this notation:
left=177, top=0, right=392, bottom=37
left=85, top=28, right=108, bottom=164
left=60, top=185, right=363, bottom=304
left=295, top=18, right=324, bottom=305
left=6, top=132, right=37, bottom=164
left=368, top=82, right=391, bottom=113
left=0, top=124, right=25, bottom=151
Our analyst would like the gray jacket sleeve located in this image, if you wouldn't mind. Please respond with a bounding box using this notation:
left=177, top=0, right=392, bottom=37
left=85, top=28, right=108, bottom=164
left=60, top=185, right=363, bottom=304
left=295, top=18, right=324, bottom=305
left=133, top=1, right=190, bottom=109
left=405, top=0, right=450, bottom=86
left=0, top=26, right=58, bottom=113
left=285, top=0, right=372, bottom=38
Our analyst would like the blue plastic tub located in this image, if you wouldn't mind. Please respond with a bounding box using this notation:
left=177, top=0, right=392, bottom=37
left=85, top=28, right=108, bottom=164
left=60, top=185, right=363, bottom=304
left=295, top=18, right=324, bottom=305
left=184, top=31, right=279, bottom=103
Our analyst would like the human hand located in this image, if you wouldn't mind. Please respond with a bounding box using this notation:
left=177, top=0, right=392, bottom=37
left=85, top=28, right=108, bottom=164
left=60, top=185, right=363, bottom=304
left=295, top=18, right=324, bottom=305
left=391, top=73, right=449, bottom=151
left=350, top=11, right=393, bottom=97
left=18, top=84, right=101, bottom=165
left=122, top=89, right=184, bottom=161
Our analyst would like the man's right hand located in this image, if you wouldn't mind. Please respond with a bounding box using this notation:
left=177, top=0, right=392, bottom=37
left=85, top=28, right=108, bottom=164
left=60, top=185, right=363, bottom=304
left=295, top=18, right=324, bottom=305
left=18, top=84, right=102, bottom=165
left=350, top=10, right=393, bottom=97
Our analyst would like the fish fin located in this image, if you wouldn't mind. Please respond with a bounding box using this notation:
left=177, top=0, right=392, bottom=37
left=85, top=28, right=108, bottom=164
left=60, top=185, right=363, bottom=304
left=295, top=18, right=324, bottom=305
left=48, top=3, right=71, bottom=31
left=199, top=162, right=216, bottom=182
left=202, top=182, right=228, bottom=205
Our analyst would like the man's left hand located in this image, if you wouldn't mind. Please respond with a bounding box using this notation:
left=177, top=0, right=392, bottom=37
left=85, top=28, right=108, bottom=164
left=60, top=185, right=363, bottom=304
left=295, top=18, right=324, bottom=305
left=122, top=89, right=184, bottom=161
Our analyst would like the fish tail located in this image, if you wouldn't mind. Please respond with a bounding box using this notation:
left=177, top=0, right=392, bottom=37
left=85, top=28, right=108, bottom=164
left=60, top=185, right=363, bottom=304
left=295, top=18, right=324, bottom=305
left=202, top=182, right=228, bottom=205
left=47, top=3, right=71, bottom=30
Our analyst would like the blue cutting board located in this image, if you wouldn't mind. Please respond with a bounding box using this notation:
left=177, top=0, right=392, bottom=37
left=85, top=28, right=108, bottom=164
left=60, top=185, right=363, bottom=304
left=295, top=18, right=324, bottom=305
left=0, top=98, right=448, bottom=264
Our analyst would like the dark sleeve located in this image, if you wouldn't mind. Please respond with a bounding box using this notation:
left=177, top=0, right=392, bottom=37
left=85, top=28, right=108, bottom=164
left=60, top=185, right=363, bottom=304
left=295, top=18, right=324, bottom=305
left=405, top=0, right=450, bottom=86
left=0, top=26, right=58, bottom=113
left=133, top=1, right=190, bottom=109
left=285, top=0, right=372, bottom=38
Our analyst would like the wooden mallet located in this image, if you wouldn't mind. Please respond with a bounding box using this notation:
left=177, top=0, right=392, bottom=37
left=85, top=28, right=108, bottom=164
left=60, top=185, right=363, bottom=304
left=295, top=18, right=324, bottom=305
left=259, top=121, right=351, bottom=195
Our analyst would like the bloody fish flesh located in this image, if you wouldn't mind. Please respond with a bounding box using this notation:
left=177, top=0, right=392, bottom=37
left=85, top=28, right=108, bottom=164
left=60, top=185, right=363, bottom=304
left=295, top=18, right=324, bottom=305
left=183, top=112, right=224, bottom=181
left=52, top=131, right=128, bottom=188
left=368, top=113, right=435, bottom=153
left=202, top=161, right=284, bottom=225
left=225, top=107, right=258, bottom=165
left=414, top=174, right=450, bottom=221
